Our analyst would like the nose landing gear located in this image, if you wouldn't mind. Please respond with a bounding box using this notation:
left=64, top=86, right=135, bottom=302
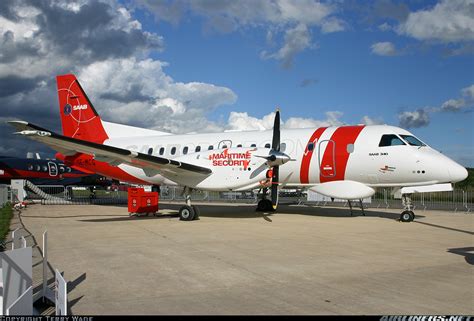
left=400, top=193, right=415, bottom=222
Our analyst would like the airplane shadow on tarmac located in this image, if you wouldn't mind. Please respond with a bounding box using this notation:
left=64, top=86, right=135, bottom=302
left=447, top=247, right=474, bottom=266
left=78, top=203, right=421, bottom=223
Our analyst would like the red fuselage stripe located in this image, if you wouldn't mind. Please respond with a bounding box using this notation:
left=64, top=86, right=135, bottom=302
left=319, top=126, right=365, bottom=183
left=299, top=127, right=327, bottom=184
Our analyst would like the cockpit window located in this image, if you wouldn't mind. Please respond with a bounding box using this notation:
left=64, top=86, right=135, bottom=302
left=400, top=135, right=426, bottom=147
left=379, top=134, right=406, bottom=147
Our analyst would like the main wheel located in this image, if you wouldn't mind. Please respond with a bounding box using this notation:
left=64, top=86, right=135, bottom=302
left=257, top=199, right=274, bottom=212
left=257, top=200, right=267, bottom=211
left=192, top=206, right=200, bottom=220
left=400, top=210, right=415, bottom=222
left=264, top=199, right=274, bottom=212
left=179, top=205, right=195, bottom=221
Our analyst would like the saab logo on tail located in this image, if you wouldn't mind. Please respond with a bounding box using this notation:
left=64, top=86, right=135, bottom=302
left=63, top=104, right=88, bottom=115
left=73, top=104, right=88, bottom=111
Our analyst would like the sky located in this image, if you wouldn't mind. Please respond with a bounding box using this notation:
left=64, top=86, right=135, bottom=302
left=0, top=0, right=473, bottom=166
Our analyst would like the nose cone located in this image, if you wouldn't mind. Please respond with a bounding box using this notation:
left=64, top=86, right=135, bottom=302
left=449, top=162, right=468, bottom=183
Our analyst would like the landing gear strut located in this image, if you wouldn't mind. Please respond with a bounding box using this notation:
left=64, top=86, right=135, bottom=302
left=256, top=187, right=274, bottom=212
left=400, top=193, right=415, bottom=222
left=348, top=199, right=366, bottom=216
left=179, top=187, right=200, bottom=221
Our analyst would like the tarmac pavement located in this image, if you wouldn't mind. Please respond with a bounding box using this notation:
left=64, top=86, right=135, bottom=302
left=15, top=202, right=474, bottom=315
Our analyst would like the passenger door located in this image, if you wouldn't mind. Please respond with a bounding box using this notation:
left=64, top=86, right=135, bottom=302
left=318, top=140, right=336, bottom=178
left=48, top=162, right=58, bottom=177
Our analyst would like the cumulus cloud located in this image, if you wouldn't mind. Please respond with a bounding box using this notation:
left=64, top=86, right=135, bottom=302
left=398, top=109, right=430, bottom=129
left=0, top=0, right=163, bottom=78
left=77, top=57, right=237, bottom=132
left=360, top=115, right=384, bottom=125
left=137, top=0, right=345, bottom=67
left=441, top=99, right=465, bottom=112
left=398, top=83, right=474, bottom=128
left=261, top=23, right=312, bottom=68
left=462, top=84, right=474, bottom=99
left=370, top=41, right=398, bottom=56
left=0, top=0, right=237, bottom=156
left=225, top=110, right=344, bottom=132
left=378, top=22, right=392, bottom=31
left=440, top=84, right=474, bottom=112
left=397, top=0, right=474, bottom=43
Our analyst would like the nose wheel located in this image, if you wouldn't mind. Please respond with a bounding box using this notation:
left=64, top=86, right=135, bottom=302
left=400, top=193, right=415, bottom=222
left=400, top=210, right=415, bottom=222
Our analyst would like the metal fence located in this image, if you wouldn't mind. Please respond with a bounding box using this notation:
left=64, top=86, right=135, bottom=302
left=0, top=184, right=11, bottom=207
left=24, top=184, right=127, bottom=205
left=368, top=188, right=473, bottom=212
left=19, top=182, right=474, bottom=212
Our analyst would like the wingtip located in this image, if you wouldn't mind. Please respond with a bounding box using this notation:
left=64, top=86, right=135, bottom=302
left=6, top=120, right=28, bottom=125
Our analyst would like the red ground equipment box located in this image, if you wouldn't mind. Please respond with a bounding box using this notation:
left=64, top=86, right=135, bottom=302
left=128, top=187, right=159, bottom=216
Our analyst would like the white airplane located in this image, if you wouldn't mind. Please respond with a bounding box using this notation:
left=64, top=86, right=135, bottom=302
left=8, top=74, right=468, bottom=222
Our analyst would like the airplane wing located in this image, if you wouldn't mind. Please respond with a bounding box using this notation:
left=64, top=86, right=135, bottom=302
left=8, top=121, right=212, bottom=178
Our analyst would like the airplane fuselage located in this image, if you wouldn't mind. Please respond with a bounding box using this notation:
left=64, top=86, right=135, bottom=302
left=60, top=124, right=467, bottom=191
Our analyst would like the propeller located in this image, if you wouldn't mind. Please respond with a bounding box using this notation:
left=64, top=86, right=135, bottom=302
left=254, top=108, right=293, bottom=210
left=271, top=109, right=281, bottom=210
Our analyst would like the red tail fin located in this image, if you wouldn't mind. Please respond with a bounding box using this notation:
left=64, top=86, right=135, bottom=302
left=56, top=74, right=108, bottom=143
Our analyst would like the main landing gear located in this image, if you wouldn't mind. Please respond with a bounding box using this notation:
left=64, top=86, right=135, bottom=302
left=256, top=187, right=275, bottom=212
left=178, top=187, right=200, bottom=221
left=400, top=193, right=415, bottom=222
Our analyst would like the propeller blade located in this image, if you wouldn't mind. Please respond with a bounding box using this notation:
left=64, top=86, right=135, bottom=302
left=271, top=166, right=279, bottom=210
left=272, top=109, right=280, bottom=152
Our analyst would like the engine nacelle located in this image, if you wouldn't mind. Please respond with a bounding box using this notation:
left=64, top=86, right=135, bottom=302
left=172, top=147, right=272, bottom=191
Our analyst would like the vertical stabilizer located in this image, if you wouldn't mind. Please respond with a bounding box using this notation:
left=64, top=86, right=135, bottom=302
left=56, top=74, right=108, bottom=143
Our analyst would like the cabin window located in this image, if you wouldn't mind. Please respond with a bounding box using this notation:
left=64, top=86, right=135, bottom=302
left=183, top=146, right=188, bottom=154
left=400, top=135, right=425, bottom=147
left=28, top=164, right=33, bottom=171
left=59, top=166, right=65, bottom=173
left=265, top=143, right=271, bottom=148
left=67, top=167, right=72, bottom=173
left=171, top=147, right=176, bottom=155
left=42, top=165, right=48, bottom=172
left=195, top=146, right=201, bottom=152
left=379, top=134, right=406, bottom=147
left=237, top=144, right=242, bottom=147
left=208, top=145, right=214, bottom=150
left=307, top=142, right=314, bottom=151
left=159, top=147, right=165, bottom=155
left=35, top=165, right=41, bottom=171
left=347, top=144, right=354, bottom=153
left=250, top=144, right=256, bottom=147
left=147, top=148, right=153, bottom=155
